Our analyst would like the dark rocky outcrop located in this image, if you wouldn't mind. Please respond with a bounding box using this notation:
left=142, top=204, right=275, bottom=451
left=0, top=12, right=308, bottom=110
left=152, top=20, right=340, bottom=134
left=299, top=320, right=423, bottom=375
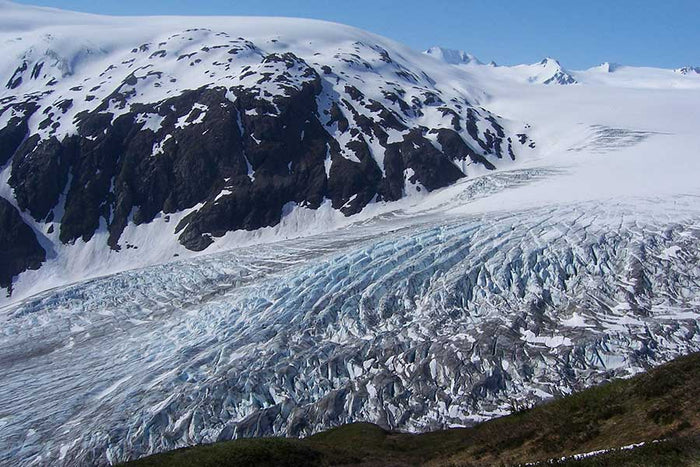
left=9, top=135, right=75, bottom=222
left=433, top=128, right=496, bottom=171
left=6, top=62, right=28, bottom=90
left=0, top=197, right=45, bottom=292
left=176, top=54, right=332, bottom=249
left=378, top=130, right=471, bottom=203
left=327, top=136, right=382, bottom=215
left=0, top=102, right=38, bottom=166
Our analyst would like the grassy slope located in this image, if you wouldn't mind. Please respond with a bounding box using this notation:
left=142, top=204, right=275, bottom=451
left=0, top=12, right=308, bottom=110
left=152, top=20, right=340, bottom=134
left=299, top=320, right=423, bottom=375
left=123, top=352, right=700, bottom=466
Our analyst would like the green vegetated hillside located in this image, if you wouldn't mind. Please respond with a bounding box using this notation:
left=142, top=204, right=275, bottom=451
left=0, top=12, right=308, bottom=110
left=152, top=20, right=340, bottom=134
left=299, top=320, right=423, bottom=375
left=123, top=352, right=700, bottom=466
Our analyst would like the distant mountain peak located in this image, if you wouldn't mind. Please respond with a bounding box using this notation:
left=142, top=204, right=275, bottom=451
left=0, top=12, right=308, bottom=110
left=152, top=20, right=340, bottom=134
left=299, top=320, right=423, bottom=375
left=538, top=57, right=562, bottom=67
left=675, top=66, right=700, bottom=75
left=426, top=47, right=577, bottom=85
left=530, top=57, right=577, bottom=85
left=424, top=46, right=482, bottom=65
left=592, top=62, right=622, bottom=73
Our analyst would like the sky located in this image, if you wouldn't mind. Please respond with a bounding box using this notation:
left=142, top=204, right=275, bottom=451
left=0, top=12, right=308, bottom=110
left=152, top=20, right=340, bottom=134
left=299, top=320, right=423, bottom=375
left=10, top=0, right=700, bottom=69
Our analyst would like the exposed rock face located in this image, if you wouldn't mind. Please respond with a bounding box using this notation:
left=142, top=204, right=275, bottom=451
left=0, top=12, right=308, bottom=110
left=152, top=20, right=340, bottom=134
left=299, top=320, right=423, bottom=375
left=675, top=66, right=700, bottom=75
left=0, top=197, right=45, bottom=292
left=0, top=101, right=37, bottom=167
left=0, top=30, right=529, bottom=286
left=11, top=135, right=74, bottom=223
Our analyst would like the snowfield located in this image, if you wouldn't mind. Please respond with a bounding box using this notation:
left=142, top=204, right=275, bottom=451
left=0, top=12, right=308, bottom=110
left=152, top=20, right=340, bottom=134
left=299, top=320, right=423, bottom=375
left=1, top=2, right=699, bottom=466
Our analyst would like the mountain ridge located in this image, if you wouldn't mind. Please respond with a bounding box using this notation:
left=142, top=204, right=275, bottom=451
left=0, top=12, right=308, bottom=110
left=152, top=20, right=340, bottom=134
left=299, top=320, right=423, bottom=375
left=424, top=45, right=700, bottom=87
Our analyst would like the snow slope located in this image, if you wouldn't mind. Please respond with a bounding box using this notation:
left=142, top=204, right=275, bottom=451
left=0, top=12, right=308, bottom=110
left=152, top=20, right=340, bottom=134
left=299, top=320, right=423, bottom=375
left=1, top=3, right=700, bottom=466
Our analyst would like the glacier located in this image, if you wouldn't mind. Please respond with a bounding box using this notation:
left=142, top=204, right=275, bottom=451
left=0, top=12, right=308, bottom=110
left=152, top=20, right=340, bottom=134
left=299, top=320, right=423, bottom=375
left=2, top=187, right=699, bottom=465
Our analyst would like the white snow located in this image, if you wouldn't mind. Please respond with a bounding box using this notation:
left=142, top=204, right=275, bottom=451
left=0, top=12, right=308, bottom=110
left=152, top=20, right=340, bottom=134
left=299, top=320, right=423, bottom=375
left=561, top=313, right=593, bottom=328
left=135, top=112, right=165, bottom=132
left=521, top=329, right=573, bottom=348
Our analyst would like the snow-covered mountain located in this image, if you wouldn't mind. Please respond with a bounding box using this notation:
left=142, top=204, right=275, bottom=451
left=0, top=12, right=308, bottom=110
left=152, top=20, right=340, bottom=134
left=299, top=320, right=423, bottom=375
left=592, top=61, right=622, bottom=73
left=425, top=47, right=577, bottom=85
left=675, top=65, right=700, bottom=75
left=0, top=2, right=532, bottom=299
left=516, top=57, right=578, bottom=85
left=424, top=46, right=483, bottom=65
left=426, top=46, right=700, bottom=89
left=1, top=2, right=700, bottom=466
